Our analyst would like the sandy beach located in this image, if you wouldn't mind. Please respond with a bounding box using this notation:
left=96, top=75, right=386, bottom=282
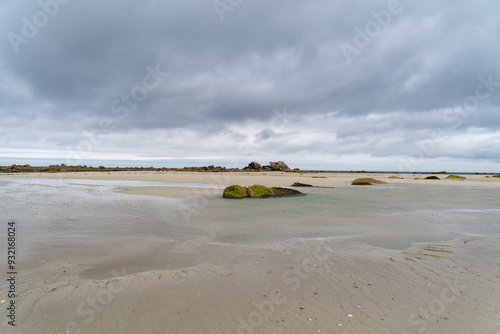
left=1, top=171, right=499, bottom=333
left=2, top=170, right=500, bottom=195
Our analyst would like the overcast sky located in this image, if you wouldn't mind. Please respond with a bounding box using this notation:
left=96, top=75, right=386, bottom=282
left=1, top=0, right=499, bottom=171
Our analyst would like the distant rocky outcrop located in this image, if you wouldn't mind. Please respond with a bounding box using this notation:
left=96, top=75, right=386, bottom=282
left=222, top=185, right=303, bottom=199
left=243, top=161, right=297, bottom=172
left=351, top=178, right=387, bottom=185
left=270, top=161, right=291, bottom=171
left=0, top=164, right=233, bottom=174
left=1, top=161, right=302, bottom=174
left=247, top=161, right=261, bottom=170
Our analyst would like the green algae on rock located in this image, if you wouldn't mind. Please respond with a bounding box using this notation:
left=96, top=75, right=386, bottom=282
left=222, top=185, right=248, bottom=198
left=223, top=185, right=303, bottom=199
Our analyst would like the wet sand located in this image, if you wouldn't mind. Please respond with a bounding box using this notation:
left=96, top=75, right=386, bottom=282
left=1, top=172, right=499, bottom=333
left=5, top=237, right=500, bottom=334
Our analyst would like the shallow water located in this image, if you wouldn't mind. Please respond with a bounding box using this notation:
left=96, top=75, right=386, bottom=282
left=1, top=178, right=499, bottom=265
left=191, top=184, right=500, bottom=249
left=0, top=178, right=211, bottom=263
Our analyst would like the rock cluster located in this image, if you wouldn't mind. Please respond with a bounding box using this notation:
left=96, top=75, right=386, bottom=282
left=222, top=185, right=303, bottom=199
left=243, top=161, right=298, bottom=172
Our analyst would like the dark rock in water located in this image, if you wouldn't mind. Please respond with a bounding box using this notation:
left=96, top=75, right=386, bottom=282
left=291, top=182, right=313, bottom=187
left=425, top=176, right=440, bottom=180
left=269, top=187, right=303, bottom=197
left=223, top=185, right=303, bottom=199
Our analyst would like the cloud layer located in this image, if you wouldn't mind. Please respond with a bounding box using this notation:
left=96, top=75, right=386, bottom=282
left=1, top=0, right=499, bottom=171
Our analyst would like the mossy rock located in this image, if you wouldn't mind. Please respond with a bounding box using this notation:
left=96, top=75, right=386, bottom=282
left=388, top=175, right=403, bottom=179
left=425, top=176, right=440, bottom=180
left=414, top=177, right=423, bottom=180
left=492, top=175, right=500, bottom=178
left=247, top=185, right=273, bottom=198
left=223, top=185, right=248, bottom=199
left=46, top=170, right=59, bottom=173
left=351, top=178, right=387, bottom=185
left=291, top=182, right=313, bottom=187
left=445, top=175, right=466, bottom=180
left=223, top=185, right=303, bottom=199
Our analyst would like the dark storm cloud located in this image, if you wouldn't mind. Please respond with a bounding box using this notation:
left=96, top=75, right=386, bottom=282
left=0, top=0, right=499, bottom=169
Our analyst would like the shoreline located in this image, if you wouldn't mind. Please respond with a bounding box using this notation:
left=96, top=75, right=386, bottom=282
left=1, top=171, right=500, bottom=195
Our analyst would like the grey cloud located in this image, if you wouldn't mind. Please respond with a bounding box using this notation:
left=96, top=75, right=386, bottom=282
left=1, top=0, right=499, bottom=170
left=256, top=129, right=277, bottom=141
